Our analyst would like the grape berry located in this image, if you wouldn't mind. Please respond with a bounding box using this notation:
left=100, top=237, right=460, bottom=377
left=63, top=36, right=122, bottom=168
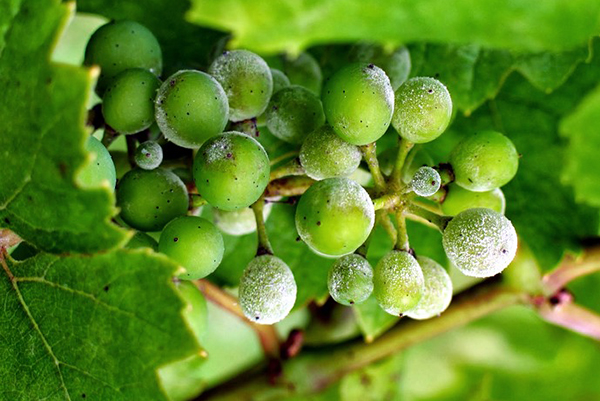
left=84, top=20, right=520, bottom=326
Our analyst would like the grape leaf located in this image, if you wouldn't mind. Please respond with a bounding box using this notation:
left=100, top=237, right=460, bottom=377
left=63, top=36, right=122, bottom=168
left=410, top=43, right=589, bottom=115
left=0, top=0, right=127, bottom=253
left=0, top=249, right=200, bottom=400
left=187, top=0, right=600, bottom=55
left=560, top=83, right=600, bottom=208
left=77, top=0, right=227, bottom=74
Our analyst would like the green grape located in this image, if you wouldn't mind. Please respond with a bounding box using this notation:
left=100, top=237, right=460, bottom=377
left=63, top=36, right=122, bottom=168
left=282, top=52, right=323, bottom=95
left=209, top=50, right=273, bottom=121
left=135, top=140, right=163, bottom=170
left=327, top=254, right=373, bottom=306
left=155, top=70, right=229, bottom=149
left=350, top=44, right=411, bottom=90
left=392, top=77, right=452, bottom=144
left=322, top=63, right=394, bottom=146
left=102, top=68, right=160, bottom=135
left=443, top=208, right=517, bottom=277
left=295, top=178, right=375, bottom=256
left=239, top=254, right=297, bottom=325
left=84, top=20, right=162, bottom=95
left=271, top=68, right=291, bottom=94
left=78, top=136, right=116, bottom=189
left=116, top=168, right=188, bottom=231
left=450, top=130, right=519, bottom=192
left=442, top=184, right=506, bottom=216
left=193, top=132, right=270, bottom=211
left=410, top=166, right=441, bottom=197
left=213, top=203, right=273, bottom=236
left=405, top=256, right=453, bottom=320
left=299, top=125, right=361, bottom=180
left=374, top=250, right=424, bottom=316
left=125, top=231, right=158, bottom=251
left=159, top=216, right=224, bottom=280
left=265, top=85, right=325, bottom=144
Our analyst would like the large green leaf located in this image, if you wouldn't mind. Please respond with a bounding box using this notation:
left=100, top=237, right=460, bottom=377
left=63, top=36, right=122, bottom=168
left=0, top=249, right=200, bottom=400
left=187, top=0, right=600, bottom=55
left=77, top=0, right=226, bottom=74
left=0, top=0, right=127, bottom=253
left=560, top=83, right=600, bottom=208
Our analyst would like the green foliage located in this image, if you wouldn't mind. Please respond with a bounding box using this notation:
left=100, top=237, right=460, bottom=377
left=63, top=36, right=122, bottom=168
left=0, top=250, right=200, bottom=400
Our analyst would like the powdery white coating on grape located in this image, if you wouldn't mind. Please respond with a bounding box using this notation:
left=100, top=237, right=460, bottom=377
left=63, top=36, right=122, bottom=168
left=410, top=166, right=441, bottom=197
left=299, top=125, right=362, bottom=180
left=135, top=141, right=163, bottom=170
left=374, top=250, right=424, bottom=316
left=295, top=178, right=375, bottom=256
left=327, top=254, right=373, bottom=306
left=392, top=77, right=452, bottom=144
left=209, top=50, right=273, bottom=121
left=239, top=255, right=297, bottom=325
left=405, top=256, right=453, bottom=320
left=202, top=134, right=233, bottom=164
left=443, top=208, right=517, bottom=278
left=213, top=203, right=273, bottom=236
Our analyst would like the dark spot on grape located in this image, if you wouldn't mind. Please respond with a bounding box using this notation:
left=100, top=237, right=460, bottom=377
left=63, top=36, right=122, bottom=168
left=81, top=394, right=86, bottom=399
left=428, top=89, right=433, bottom=93
left=4, top=218, right=10, bottom=225
left=103, top=285, right=109, bottom=292
left=145, top=153, right=151, bottom=158
left=349, top=300, right=354, bottom=305
left=170, top=80, right=176, bottom=87
left=296, top=236, right=301, bottom=242
left=174, top=237, right=179, bottom=242
left=155, top=206, right=159, bottom=209
left=255, top=316, right=260, bottom=320
left=342, top=90, right=346, bottom=93
left=186, top=112, right=190, bottom=116
left=226, top=153, right=232, bottom=158
left=432, top=181, right=436, bottom=185
left=303, top=216, right=306, bottom=220
left=317, top=221, right=321, bottom=226
left=502, top=249, right=507, bottom=254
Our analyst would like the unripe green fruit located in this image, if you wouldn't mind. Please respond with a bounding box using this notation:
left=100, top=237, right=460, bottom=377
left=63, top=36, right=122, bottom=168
left=84, top=20, right=162, bottom=95
left=322, top=63, right=394, bottom=145
left=405, top=257, right=453, bottom=320
left=193, top=132, right=270, bottom=211
left=410, top=166, right=441, bottom=197
left=116, top=168, right=188, bottom=231
left=374, top=250, right=424, bottom=316
left=159, top=216, right=224, bottom=280
left=295, top=178, right=375, bottom=257
left=102, top=68, right=160, bottom=135
left=135, top=141, right=163, bottom=170
left=450, top=130, right=519, bottom=192
left=443, top=208, right=517, bottom=277
left=78, top=136, right=116, bottom=189
left=392, top=77, right=452, bottom=144
left=327, top=254, right=373, bottom=306
left=239, top=255, right=297, bottom=325
left=155, top=70, right=229, bottom=149
left=442, top=184, right=506, bottom=215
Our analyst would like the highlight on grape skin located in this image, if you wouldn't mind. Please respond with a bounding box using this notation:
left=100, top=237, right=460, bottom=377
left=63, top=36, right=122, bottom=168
left=374, top=250, right=424, bottom=316
left=443, top=208, right=518, bottom=278
left=295, top=178, right=375, bottom=257
left=405, top=256, right=453, bottom=320
left=239, top=254, right=297, bottom=325
left=410, top=166, right=441, bottom=197
left=327, top=254, right=374, bottom=306
left=392, top=77, right=452, bottom=144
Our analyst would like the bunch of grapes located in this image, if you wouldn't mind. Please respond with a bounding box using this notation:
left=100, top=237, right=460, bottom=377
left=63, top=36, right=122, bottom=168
left=81, top=20, right=519, bottom=324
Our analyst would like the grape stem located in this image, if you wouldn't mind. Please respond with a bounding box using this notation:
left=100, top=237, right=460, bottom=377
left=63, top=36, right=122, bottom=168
left=372, top=193, right=401, bottom=211
left=389, top=137, right=414, bottom=189
left=406, top=203, right=452, bottom=231
left=252, top=196, right=274, bottom=256
left=359, top=142, right=386, bottom=192
left=190, top=194, right=208, bottom=209
left=394, top=210, right=410, bottom=252
left=377, top=210, right=397, bottom=244
left=542, top=243, right=600, bottom=296
left=269, top=157, right=306, bottom=181
left=193, top=279, right=280, bottom=358
left=265, top=176, right=315, bottom=198
left=101, top=125, right=119, bottom=148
